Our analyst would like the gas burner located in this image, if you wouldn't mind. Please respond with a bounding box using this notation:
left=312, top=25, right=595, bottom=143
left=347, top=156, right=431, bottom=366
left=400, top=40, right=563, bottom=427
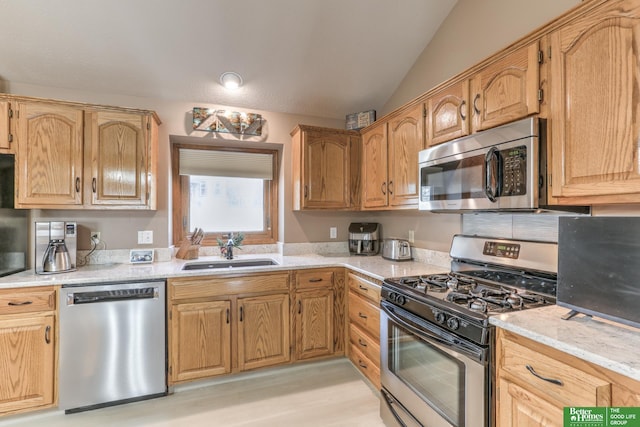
left=446, top=275, right=477, bottom=291
left=419, top=274, right=450, bottom=292
left=468, top=299, right=488, bottom=312
left=446, top=292, right=474, bottom=304
left=399, top=277, right=421, bottom=288
left=469, top=286, right=509, bottom=299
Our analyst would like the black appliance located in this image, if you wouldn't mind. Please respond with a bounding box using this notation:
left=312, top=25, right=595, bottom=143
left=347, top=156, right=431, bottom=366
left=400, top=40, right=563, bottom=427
left=0, top=154, right=28, bottom=277
left=380, top=235, right=557, bottom=427
left=558, top=216, right=640, bottom=329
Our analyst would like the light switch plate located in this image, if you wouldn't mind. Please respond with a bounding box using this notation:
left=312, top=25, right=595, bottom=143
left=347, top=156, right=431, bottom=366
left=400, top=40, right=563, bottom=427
left=330, top=227, right=337, bottom=239
left=138, top=230, right=153, bottom=244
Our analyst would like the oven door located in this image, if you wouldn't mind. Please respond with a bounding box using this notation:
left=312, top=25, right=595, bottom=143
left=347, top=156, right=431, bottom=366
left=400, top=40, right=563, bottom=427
left=418, top=118, right=539, bottom=212
left=380, top=301, right=490, bottom=427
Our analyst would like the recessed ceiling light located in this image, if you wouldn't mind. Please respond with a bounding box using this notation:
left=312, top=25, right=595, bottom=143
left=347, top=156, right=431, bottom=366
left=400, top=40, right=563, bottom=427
left=220, top=72, right=243, bottom=90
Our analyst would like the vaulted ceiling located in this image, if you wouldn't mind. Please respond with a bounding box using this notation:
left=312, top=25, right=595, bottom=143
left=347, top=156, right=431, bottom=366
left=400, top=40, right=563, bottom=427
left=0, top=0, right=457, bottom=119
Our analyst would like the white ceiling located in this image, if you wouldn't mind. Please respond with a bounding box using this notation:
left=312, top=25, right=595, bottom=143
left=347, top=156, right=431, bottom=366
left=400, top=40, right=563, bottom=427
left=0, top=0, right=457, bottom=120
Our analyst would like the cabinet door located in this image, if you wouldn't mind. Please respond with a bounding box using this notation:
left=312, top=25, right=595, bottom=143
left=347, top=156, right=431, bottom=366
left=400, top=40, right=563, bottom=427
left=550, top=1, right=640, bottom=202
left=471, top=41, right=540, bottom=132
left=87, top=110, right=149, bottom=206
left=388, top=104, right=425, bottom=208
left=497, top=378, right=563, bottom=427
left=0, top=100, right=12, bottom=152
left=427, top=80, right=470, bottom=146
left=15, top=101, right=84, bottom=206
left=0, top=315, right=54, bottom=415
left=238, top=293, right=290, bottom=371
left=361, top=124, right=388, bottom=209
left=169, top=301, right=231, bottom=384
left=295, top=289, right=334, bottom=360
left=303, top=130, right=350, bottom=209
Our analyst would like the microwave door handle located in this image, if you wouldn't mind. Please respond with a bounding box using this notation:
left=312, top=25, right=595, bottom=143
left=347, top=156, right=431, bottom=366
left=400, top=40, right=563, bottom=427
left=485, top=147, right=501, bottom=202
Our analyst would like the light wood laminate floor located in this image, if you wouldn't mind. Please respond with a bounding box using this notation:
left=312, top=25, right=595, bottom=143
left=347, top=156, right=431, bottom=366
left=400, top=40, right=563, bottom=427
left=2, top=358, right=385, bottom=427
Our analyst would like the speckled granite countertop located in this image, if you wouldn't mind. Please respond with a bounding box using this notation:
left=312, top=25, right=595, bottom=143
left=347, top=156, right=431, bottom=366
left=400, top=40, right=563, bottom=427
left=0, top=253, right=448, bottom=289
left=490, top=305, right=640, bottom=382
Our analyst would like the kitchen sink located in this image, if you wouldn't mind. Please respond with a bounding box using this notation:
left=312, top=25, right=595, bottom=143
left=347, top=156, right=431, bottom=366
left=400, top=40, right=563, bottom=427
left=181, top=259, right=279, bottom=270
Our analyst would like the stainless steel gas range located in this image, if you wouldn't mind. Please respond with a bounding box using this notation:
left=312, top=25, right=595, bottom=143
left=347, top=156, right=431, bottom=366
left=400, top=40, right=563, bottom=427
left=379, top=235, right=558, bottom=427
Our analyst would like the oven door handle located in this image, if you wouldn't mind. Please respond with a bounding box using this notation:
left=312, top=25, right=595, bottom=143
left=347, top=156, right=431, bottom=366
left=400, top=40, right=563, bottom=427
left=381, top=301, right=486, bottom=363
left=381, top=389, right=423, bottom=427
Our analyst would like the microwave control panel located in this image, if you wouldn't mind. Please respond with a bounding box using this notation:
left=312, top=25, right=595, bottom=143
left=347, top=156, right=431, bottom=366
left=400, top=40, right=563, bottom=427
left=501, top=145, right=527, bottom=196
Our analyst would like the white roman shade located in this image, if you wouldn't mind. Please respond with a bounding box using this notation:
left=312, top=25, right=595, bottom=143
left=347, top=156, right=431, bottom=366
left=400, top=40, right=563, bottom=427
left=179, top=149, right=273, bottom=179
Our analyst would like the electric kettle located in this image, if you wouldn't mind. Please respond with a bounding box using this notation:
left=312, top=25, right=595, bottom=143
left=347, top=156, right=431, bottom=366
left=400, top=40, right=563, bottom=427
left=42, top=240, right=72, bottom=273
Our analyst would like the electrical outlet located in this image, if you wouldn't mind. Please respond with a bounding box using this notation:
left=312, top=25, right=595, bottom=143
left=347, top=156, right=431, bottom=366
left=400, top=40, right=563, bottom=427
left=90, top=231, right=100, bottom=242
left=138, top=230, right=153, bottom=244
left=408, top=230, right=415, bottom=243
left=330, top=227, right=337, bottom=239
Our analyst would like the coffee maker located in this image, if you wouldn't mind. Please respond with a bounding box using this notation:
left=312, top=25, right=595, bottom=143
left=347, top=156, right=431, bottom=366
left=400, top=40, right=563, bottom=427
left=35, top=221, right=77, bottom=274
left=348, top=223, right=380, bottom=256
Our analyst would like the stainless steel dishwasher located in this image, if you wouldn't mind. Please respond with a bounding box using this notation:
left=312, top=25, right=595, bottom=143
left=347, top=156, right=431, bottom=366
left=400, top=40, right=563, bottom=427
left=59, top=280, right=167, bottom=413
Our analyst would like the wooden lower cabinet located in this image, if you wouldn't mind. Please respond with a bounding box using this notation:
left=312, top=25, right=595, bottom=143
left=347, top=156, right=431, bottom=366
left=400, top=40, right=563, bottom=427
left=295, top=289, right=334, bottom=360
left=496, top=328, right=640, bottom=427
left=170, top=300, right=231, bottom=383
left=168, top=272, right=291, bottom=385
left=346, top=272, right=381, bottom=388
left=237, top=294, right=290, bottom=371
left=0, top=286, right=56, bottom=417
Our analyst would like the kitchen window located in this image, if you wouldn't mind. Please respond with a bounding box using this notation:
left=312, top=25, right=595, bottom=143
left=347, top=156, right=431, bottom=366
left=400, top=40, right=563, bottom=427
left=171, top=144, right=278, bottom=245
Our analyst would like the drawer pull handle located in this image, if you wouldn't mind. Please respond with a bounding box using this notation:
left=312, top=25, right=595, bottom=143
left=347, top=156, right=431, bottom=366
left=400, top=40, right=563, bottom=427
left=8, top=301, right=32, bottom=306
left=308, top=278, right=323, bottom=283
left=358, top=339, right=367, bottom=347
left=358, top=285, right=368, bottom=292
left=358, top=312, right=368, bottom=319
left=45, top=325, right=51, bottom=344
left=526, top=364, right=563, bottom=386
left=358, top=360, right=367, bottom=369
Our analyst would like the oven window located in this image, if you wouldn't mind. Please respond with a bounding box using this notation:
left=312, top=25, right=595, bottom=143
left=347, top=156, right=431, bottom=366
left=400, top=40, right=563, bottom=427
left=389, top=322, right=465, bottom=426
left=420, top=154, right=484, bottom=201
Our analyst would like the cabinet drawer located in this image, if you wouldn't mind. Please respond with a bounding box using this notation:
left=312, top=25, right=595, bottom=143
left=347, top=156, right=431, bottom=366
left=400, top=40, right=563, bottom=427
left=170, top=272, right=290, bottom=300
left=0, top=287, right=55, bottom=315
left=350, top=342, right=380, bottom=389
left=349, top=323, right=380, bottom=367
left=348, top=291, right=380, bottom=340
left=296, top=269, right=334, bottom=290
left=499, top=335, right=611, bottom=407
left=348, top=273, right=380, bottom=304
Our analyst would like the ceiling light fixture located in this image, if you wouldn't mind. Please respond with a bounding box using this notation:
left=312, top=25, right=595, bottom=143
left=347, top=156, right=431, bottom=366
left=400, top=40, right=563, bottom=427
left=219, top=72, right=243, bottom=90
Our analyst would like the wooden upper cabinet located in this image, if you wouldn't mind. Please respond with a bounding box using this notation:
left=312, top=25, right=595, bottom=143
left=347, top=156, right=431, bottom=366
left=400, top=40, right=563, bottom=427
left=291, top=125, right=359, bottom=210
left=87, top=110, right=151, bottom=207
left=15, top=101, right=84, bottom=207
left=0, top=100, right=12, bottom=153
left=550, top=0, right=640, bottom=203
left=361, top=123, right=388, bottom=209
left=471, top=41, right=541, bottom=132
left=427, top=80, right=470, bottom=146
left=388, top=104, right=425, bottom=207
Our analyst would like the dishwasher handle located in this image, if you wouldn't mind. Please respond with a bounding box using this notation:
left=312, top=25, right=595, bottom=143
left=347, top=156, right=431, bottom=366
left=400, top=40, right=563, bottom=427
left=67, top=287, right=159, bottom=305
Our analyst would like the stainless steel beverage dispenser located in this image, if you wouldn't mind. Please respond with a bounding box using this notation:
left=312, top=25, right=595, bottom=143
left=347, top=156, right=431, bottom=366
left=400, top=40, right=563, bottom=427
left=35, top=221, right=77, bottom=274
left=348, top=223, right=380, bottom=256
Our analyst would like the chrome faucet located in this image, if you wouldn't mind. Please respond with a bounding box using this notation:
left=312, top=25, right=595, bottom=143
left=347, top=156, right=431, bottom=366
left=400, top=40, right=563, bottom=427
left=225, top=234, right=234, bottom=260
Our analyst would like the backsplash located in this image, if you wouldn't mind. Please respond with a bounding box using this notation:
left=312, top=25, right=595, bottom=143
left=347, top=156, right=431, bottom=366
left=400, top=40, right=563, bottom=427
left=461, top=212, right=586, bottom=243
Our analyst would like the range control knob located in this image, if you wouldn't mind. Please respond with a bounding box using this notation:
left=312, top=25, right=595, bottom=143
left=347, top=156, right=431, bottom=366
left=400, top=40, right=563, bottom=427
left=388, top=292, right=397, bottom=302
left=435, top=312, right=446, bottom=324
left=396, top=295, right=407, bottom=306
left=447, top=317, right=460, bottom=330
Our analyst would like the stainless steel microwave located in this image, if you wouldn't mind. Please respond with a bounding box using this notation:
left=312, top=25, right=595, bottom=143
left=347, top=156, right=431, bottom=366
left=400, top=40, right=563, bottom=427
left=418, top=117, right=587, bottom=213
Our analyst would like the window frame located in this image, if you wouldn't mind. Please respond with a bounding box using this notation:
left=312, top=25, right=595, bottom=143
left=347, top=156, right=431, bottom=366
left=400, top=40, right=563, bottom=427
left=171, top=143, right=279, bottom=246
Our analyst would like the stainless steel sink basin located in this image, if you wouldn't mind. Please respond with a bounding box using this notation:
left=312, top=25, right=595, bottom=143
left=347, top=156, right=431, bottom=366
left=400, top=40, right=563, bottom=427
left=181, top=259, right=279, bottom=270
